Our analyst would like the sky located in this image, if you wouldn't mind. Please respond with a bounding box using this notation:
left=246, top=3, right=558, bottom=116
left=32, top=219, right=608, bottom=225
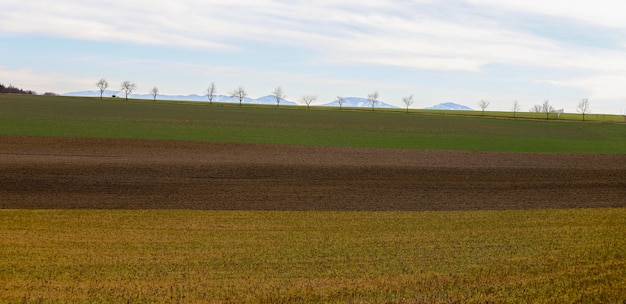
left=1, top=0, right=626, bottom=114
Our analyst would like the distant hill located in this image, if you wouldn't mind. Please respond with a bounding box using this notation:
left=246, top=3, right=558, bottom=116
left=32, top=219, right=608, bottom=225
left=64, top=90, right=119, bottom=98
left=245, top=95, right=297, bottom=106
left=0, top=83, right=35, bottom=95
left=424, top=102, right=472, bottom=110
left=321, top=97, right=399, bottom=108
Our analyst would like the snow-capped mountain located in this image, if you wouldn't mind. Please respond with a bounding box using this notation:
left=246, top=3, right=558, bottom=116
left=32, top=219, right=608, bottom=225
left=250, top=95, right=297, bottom=106
left=424, top=102, right=472, bottom=110
left=321, top=97, right=399, bottom=108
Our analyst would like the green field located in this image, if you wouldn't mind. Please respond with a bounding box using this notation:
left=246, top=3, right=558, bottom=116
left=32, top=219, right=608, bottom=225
left=2, top=209, right=625, bottom=303
left=1, top=94, right=625, bottom=153
left=1, top=94, right=625, bottom=303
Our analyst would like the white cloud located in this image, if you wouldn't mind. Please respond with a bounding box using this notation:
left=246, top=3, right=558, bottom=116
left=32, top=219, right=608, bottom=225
left=2, top=0, right=626, bottom=113
left=467, top=0, right=626, bottom=29
left=2, top=0, right=622, bottom=74
left=543, top=73, right=626, bottom=101
left=0, top=0, right=231, bottom=49
left=321, top=14, right=563, bottom=71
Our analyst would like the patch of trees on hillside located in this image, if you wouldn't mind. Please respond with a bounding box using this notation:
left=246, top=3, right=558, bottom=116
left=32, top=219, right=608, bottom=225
left=0, top=83, right=35, bottom=95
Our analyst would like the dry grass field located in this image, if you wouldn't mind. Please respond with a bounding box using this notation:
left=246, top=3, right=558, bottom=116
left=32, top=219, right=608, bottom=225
left=2, top=209, right=625, bottom=303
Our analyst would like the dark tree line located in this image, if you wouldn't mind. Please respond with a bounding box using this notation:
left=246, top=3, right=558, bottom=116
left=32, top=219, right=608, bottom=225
left=0, top=84, right=35, bottom=95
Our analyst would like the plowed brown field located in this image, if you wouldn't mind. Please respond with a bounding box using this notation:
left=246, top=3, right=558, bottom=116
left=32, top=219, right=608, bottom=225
left=1, top=136, right=624, bottom=210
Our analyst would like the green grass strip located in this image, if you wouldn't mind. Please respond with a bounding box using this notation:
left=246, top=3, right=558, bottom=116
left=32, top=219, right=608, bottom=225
left=1, top=95, right=625, bottom=153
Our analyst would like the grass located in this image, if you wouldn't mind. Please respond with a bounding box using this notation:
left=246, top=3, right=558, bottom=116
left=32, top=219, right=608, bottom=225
left=1, top=94, right=625, bottom=153
left=1, top=208, right=624, bottom=303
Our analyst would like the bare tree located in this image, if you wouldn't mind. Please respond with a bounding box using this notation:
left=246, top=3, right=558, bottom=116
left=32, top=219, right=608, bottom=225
left=273, top=86, right=285, bottom=108
left=402, top=95, right=414, bottom=113
left=206, top=82, right=217, bottom=104
left=530, top=104, right=542, bottom=113
left=367, top=91, right=379, bottom=111
left=150, top=86, right=158, bottom=101
left=301, top=95, right=316, bottom=109
left=230, top=86, right=247, bottom=106
left=96, top=78, right=108, bottom=99
left=337, top=96, right=345, bottom=110
left=120, top=81, right=136, bottom=101
left=478, top=100, right=490, bottom=116
left=541, top=99, right=554, bottom=120
left=512, top=100, right=521, bottom=118
left=577, top=98, right=590, bottom=121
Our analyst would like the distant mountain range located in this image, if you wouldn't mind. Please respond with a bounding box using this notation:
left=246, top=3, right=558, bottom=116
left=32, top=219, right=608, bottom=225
left=424, top=102, right=473, bottom=110
left=63, top=91, right=400, bottom=108
left=62, top=91, right=471, bottom=110
left=321, top=97, right=398, bottom=108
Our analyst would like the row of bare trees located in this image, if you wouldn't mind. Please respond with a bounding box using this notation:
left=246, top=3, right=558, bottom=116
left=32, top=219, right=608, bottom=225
left=98, top=78, right=592, bottom=120
left=480, top=98, right=591, bottom=121
left=527, top=99, right=591, bottom=121
left=207, top=83, right=416, bottom=111
left=96, top=79, right=422, bottom=113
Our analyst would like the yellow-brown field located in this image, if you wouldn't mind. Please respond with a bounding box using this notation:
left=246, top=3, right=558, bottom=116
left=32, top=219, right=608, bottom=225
left=2, top=209, right=625, bottom=303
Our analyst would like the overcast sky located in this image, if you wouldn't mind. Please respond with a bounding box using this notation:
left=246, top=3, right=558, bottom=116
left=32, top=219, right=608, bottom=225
left=2, top=0, right=626, bottom=114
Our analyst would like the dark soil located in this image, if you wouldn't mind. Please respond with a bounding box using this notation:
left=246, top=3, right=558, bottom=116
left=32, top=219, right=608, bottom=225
left=1, top=136, right=624, bottom=210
